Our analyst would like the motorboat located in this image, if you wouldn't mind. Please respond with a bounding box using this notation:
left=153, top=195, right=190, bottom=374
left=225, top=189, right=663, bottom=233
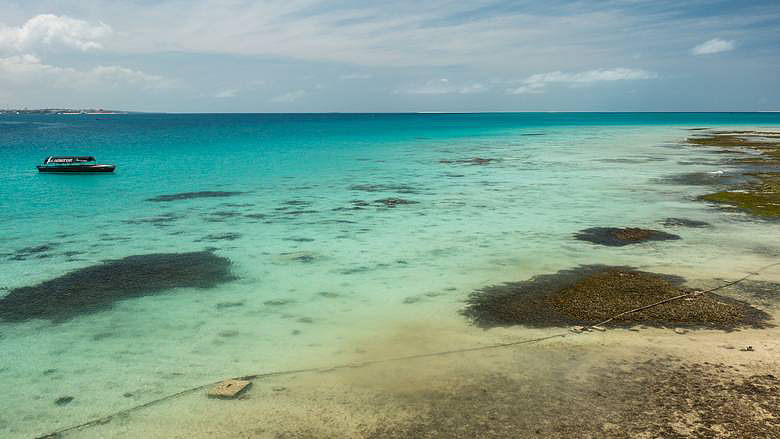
left=37, top=156, right=115, bottom=173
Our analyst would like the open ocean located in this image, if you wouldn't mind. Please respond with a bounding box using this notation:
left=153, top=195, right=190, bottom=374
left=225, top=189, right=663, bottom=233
left=2, top=112, right=780, bottom=437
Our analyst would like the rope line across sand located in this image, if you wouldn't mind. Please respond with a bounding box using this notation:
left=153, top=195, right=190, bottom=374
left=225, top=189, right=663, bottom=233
left=35, top=262, right=780, bottom=439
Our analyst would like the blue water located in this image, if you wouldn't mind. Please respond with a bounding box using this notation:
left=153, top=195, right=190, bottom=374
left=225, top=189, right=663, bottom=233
left=1, top=112, right=780, bottom=437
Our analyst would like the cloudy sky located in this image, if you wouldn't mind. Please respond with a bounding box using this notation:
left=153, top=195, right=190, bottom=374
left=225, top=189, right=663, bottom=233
left=1, top=0, right=778, bottom=112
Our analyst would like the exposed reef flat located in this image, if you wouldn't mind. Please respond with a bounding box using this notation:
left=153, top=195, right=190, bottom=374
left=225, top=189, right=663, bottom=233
left=688, top=131, right=780, bottom=217
left=574, top=227, right=681, bottom=246
left=463, top=265, right=770, bottom=329
left=700, top=172, right=780, bottom=217
left=146, top=191, right=245, bottom=202
left=0, top=251, right=234, bottom=322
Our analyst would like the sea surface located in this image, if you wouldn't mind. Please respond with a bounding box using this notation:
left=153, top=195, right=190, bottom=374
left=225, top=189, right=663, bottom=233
left=2, top=112, right=780, bottom=437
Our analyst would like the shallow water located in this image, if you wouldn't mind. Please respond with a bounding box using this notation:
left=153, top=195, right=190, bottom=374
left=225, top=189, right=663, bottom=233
left=1, top=113, right=780, bottom=437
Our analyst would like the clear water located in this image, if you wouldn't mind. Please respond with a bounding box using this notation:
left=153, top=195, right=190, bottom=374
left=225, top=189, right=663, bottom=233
left=1, top=113, right=780, bottom=437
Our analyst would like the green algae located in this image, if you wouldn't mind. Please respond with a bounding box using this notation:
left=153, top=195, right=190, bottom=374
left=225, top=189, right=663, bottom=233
left=688, top=132, right=780, bottom=217
left=698, top=172, right=780, bottom=217
left=687, top=132, right=780, bottom=165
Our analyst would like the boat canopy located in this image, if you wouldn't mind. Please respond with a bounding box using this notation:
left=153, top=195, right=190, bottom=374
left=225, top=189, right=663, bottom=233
left=44, top=156, right=96, bottom=164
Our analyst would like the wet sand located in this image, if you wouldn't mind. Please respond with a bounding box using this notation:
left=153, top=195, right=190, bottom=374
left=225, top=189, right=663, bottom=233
left=64, top=301, right=780, bottom=439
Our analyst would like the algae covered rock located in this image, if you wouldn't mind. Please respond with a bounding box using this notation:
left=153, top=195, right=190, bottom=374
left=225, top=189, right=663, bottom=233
left=698, top=173, right=780, bottom=217
left=463, top=265, right=770, bottom=330
left=0, top=251, right=234, bottom=322
left=687, top=131, right=780, bottom=217
left=574, top=227, right=681, bottom=246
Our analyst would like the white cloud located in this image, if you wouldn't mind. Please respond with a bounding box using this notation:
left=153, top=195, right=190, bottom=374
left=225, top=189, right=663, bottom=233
left=691, top=38, right=735, bottom=55
left=269, top=89, right=306, bottom=103
left=0, top=54, right=172, bottom=89
left=82, top=2, right=662, bottom=68
left=0, top=14, right=112, bottom=52
left=507, top=68, right=656, bottom=94
left=215, top=88, right=239, bottom=98
left=398, top=78, right=487, bottom=95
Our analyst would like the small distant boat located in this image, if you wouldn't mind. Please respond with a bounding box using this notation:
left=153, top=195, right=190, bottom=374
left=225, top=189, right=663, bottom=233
left=37, top=156, right=115, bottom=173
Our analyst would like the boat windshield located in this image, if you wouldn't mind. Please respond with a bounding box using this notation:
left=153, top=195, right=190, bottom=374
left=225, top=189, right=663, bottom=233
left=44, top=156, right=97, bottom=165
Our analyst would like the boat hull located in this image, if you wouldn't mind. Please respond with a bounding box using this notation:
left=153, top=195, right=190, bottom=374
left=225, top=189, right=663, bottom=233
left=37, top=164, right=115, bottom=173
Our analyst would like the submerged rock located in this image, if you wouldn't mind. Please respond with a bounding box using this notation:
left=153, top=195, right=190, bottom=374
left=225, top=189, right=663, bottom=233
left=439, top=157, right=496, bottom=165
left=273, top=251, right=318, bottom=264
left=215, top=301, right=244, bottom=309
left=463, top=265, right=770, bottom=330
left=654, top=171, right=751, bottom=187
left=123, top=212, right=182, bottom=226
left=660, top=218, right=712, bottom=228
left=350, top=184, right=418, bottom=194
left=54, top=396, right=74, bottom=406
left=146, top=191, right=244, bottom=202
left=375, top=198, right=419, bottom=208
left=201, top=211, right=242, bottom=222
left=574, top=227, right=681, bottom=246
left=8, top=243, right=59, bottom=260
left=195, top=232, right=242, bottom=242
left=0, top=251, right=234, bottom=323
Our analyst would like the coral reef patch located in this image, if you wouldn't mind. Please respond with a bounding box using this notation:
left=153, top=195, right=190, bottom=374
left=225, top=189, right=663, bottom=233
left=349, top=184, right=418, bottom=194
left=463, top=265, right=769, bottom=329
left=195, top=233, right=242, bottom=242
left=659, top=218, right=711, bottom=228
left=146, top=191, right=244, bottom=202
left=375, top=198, right=419, bottom=208
left=7, top=243, right=59, bottom=261
left=0, top=251, right=234, bottom=322
left=439, top=157, right=496, bottom=165
left=574, top=227, right=681, bottom=246
left=688, top=131, right=780, bottom=217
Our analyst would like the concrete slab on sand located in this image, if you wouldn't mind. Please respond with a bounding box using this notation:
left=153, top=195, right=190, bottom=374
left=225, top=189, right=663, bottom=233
left=207, top=380, right=251, bottom=399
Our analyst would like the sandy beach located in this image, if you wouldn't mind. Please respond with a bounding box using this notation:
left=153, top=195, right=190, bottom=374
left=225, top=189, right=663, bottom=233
left=63, top=306, right=780, bottom=438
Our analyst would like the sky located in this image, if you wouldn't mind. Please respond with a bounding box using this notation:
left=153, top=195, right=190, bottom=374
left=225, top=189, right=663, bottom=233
left=0, top=0, right=778, bottom=112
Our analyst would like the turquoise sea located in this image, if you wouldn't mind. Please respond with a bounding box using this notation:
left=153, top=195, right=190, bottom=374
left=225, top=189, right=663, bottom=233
left=2, top=112, right=780, bottom=437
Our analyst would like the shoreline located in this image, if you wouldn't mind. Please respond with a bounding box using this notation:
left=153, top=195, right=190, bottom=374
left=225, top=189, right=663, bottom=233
left=61, top=315, right=780, bottom=438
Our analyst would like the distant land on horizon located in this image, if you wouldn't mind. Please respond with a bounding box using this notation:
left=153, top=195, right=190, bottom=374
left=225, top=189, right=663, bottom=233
left=0, top=108, right=130, bottom=115
left=2, top=109, right=779, bottom=115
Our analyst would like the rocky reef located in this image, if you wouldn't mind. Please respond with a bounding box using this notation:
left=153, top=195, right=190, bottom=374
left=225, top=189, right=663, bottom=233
left=574, top=227, right=681, bottom=246
left=0, top=251, right=234, bottom=322
left=688, top=131, right=780, bottom=217
left=146, top=191, right=245, bottom=202
left=463, top=265, right=770, bottom=330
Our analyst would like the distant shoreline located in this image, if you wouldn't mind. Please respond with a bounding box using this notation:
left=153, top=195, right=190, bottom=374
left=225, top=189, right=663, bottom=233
left=0, top=109, right=130, bottom=115
left=2, top=110, right=779, bottom=115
